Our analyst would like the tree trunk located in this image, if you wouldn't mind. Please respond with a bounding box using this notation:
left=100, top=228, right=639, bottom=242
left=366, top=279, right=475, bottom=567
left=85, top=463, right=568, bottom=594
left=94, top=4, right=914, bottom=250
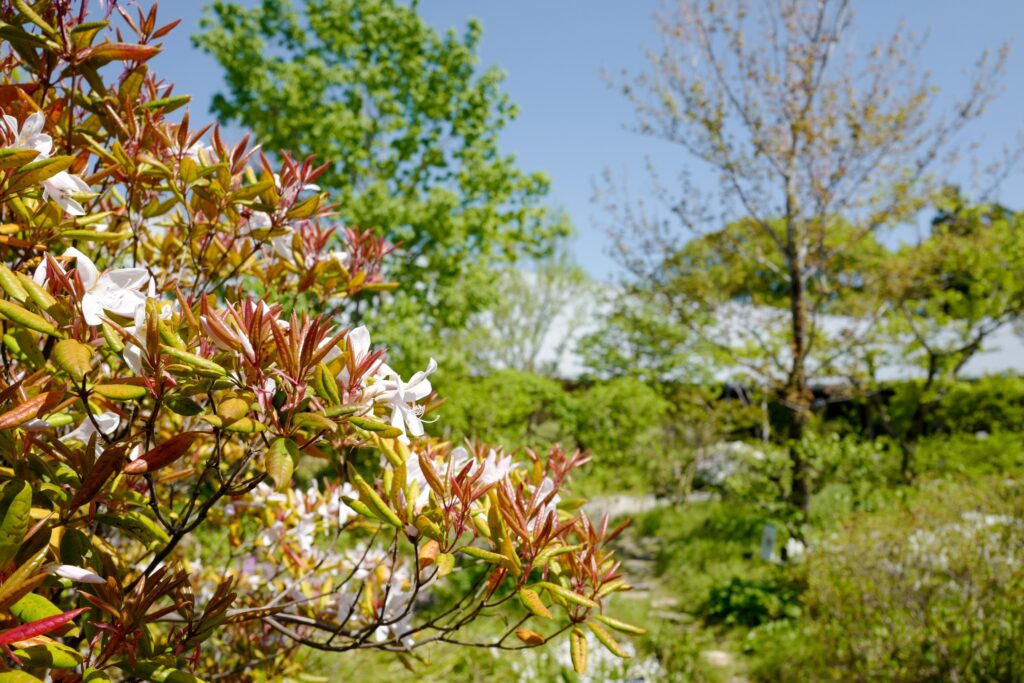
left=785, top=217, right=811, bottom=515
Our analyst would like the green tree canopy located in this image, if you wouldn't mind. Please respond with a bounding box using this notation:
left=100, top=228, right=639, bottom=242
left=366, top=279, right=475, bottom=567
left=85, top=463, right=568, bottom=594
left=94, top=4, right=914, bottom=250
left=195, top=0, right=569, bottom=370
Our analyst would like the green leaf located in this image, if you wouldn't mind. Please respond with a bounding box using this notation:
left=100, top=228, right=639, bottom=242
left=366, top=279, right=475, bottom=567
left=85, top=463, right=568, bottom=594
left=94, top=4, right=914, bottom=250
left=164, top=395, right=203, bottom=416
left=570, top=626, right=588, bottom=674
left=53, top=338, right=93, bottom=382
left=0, top=264, right=28, bottom=303
left=10, top=593, right=61, bottom=623
left=265, top=438, right=295, bottom=491
left=537, top=581, right=599, bottom=609
left=92, top=383, right=147, bottom=401
left=519, top=588, right=552, bottom=619
left=347, top=463, right=403, bottom=528
left=435, top=552, right=454, bottom=578
left=458, top=545, right=508, bottom=566
left=94, top=511, right=170, bottom=547
left=140, top=94, right=192, bottom=113
left=0, top=148, right=42, bottom=171
left=7, top=155, right=74, bottom=194
left=0, top=670, right=46, bottom=682
left=159, top=345, right=226, bottom=376
left=12, top=641, right=83, bottom=669
left=348, top=415, right=402, bottom=438
left=593, top=614, right=648, bottom=635
left=125, top=661, right=205, bottom=683
left=0, top=299, right=59, bottom=336
left=587, top=620, right=631, bottom=659
left=293, top=411, right=336, bottom=433
left=0, top=480, right=31, bottom=567
left=60, top=229, right=132, bottom=242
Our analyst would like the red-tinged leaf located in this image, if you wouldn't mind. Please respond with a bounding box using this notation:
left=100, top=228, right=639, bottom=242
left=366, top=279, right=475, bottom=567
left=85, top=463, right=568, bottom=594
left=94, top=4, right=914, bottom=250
left=418, top=452, right=445, bottom=497
left=69, top=444, right=128, bottom=509
left=151, top=19, right=183, bottom=40
left=0, top=607, right=88, bottom=646
left=86, top=42, right=160, bottom=65
left=0, top=391, right=60, bottom=430
left=123, top=432, right=201, bottom=475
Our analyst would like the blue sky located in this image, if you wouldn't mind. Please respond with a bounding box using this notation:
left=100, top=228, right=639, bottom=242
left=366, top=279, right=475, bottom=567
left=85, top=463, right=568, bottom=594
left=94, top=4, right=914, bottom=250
left=150, top=1, right=1024, bottom=281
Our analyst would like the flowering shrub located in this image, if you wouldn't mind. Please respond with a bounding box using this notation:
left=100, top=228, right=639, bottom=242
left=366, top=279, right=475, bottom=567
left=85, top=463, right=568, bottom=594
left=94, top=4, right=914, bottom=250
left=0, top=2, right=640, bottom=679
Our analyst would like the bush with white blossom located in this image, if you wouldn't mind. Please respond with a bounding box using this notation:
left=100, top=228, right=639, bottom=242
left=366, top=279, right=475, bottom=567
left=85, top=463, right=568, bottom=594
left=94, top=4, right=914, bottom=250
left=0, top=2, right=642, bottom=679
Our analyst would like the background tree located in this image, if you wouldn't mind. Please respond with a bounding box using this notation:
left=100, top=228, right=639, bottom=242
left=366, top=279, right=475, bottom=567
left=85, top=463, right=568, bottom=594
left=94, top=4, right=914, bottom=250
left=867, top=192, right=1024, bottom=480
left=458, top=247, right=594, bottom=377
left=195, top=0, right=569, bottom=371
left=606, top=0, right=1008, bottom=512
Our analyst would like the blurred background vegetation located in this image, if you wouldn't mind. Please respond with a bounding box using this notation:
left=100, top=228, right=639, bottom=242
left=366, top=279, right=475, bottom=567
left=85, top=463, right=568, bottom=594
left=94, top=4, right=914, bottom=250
left=191, top=0, right=1024, bottom=680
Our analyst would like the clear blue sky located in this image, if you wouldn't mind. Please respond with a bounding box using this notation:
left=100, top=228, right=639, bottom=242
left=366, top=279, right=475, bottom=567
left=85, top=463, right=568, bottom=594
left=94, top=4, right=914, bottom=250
left=150, top=1, right=1024, bottom=281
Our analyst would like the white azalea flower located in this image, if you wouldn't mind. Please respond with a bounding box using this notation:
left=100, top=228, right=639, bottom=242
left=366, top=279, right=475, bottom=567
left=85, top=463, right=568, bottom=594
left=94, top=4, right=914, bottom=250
left=62, top=411, right=119, bottom=446
left=375, top=358, right=437, bottom=442
left=64, top=248, right=149, bottom=326
left=54, top=564, right=105, bottom=584
left=122, top=300, right=173, bottom=374
left=1, top=112, right=52, bottom=156
left=478, top=450, right=516, bottom=488
left=41, top=171, right=91, bottom=216
left=1, top=112, right=92, bottom=215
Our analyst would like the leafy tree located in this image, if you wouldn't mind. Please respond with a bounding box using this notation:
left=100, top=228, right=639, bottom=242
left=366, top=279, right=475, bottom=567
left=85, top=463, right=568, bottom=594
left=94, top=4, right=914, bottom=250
left=195, top=0, right=569, bottom=370
left=605, top=0, right=1008, bottom=512
left=458, top=247, right=594, bottom=377
left=869, top=193, right=1024, bottom=479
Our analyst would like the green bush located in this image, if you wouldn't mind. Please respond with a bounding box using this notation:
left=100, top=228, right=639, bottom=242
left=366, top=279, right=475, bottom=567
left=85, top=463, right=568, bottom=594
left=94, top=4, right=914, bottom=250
left=932, top=375, right=1024, bottom=434
left=434, top=370, right=578, bottom=449
left=703, top=574, right=803, bottom=627
left=915, top=430, right=1024, bottom=477
left=575, top=377, right=673, bottom=490
left=751, top=480, right=1024, bottom=682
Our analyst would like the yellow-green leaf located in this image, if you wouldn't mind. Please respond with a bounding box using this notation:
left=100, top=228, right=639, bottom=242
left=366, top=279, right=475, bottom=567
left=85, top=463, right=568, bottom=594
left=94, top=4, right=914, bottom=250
left=12, top=641, right=82, bottom=669
left=347, top=463, right=403, bottom=528
left=348, top=415, right=402, bottom=438
left=0, top=299, right=59, bottom=336
left=8, top=156, right=74, bottom=194
left=0, top=480, right=31, bottom=567
left=593, top=614, right=648, bottom=635
left=53, top=338, right=92, bottom=381
left=435, top=552, right=455, bottom=578
left=265, top=439, right=295, bottom=491
left=519, top=588, right=553, bottom=619
left=0, top=264, right=28, bottom=303
left=93, top=383, right=147, bottom=401
left=537, top=581, right=599, bottom=609
left=570, top=626, right=588, bottom=674
left=159, top=345, right=225, bottom=376
left=587, top=620, right=631, bottom=658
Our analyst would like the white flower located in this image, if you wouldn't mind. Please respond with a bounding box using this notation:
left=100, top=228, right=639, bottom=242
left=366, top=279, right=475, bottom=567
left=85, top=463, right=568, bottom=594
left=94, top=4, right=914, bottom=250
left=530, top=476, right=561, bottom=531
left=54, top=564, right=105, bottom=584
left=41, top=171, right=91, bottom=216
left=122, top=300, right=173, bottom=374
left=62, top=411, right=119, bottom=447
left=65, top=248, right=149, bottom=326
left=478, top=450, right=515, bottom=488
left=1, top=112, right=92, bottom=215
left=1, top=112, right=52, bottom=156
left=375, top=358, right=437, bottom=442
